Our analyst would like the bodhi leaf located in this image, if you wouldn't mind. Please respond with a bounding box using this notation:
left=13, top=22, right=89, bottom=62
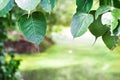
left=102, top=12, right=118, bottom=35
left=18, top=12, right=47, bottom=45
left=76, top=0, right=93, bottom=13
left=102, top=31, right=118, bottom=50
left=71, top=13, right=93, bottom=38
left=89, top=15, right=109, bottom=38
left=40, top=0, right=56, bottom=12
left=15, top=0, right=40, bottom=11
left=0, top=0, right=14, bottom=17
left=0, top=0, right=10, bottom=10
left=95, top=6, right=113, bottom=19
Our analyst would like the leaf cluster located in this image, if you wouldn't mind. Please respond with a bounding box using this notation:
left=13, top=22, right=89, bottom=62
left=71, top=0, right=120, bottom=50
left=0, top=0, right=120, bottom=49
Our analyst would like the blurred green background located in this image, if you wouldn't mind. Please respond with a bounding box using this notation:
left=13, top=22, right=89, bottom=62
left=3, top=0, right=120, bottom=80
left=16, top=30, right=120, bottom=80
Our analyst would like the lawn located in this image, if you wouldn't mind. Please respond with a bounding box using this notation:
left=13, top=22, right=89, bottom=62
left=16, top=40, right=120, bottom=80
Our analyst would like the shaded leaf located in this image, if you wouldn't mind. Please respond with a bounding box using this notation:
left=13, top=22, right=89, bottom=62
left=0, top=0, right=14, bottom=17
left=71, top=13, right=93, bottom=38
left=15, top=0, right=40, bottom=11
left=18, top=12, right=47, bottom=45
left=40, top=0, right=56, bottom=12
left=76, top=0, right=93, bottom=13
left=89, top=15, right=109, bottom=38
left=102, top=31, right=118, bottom=49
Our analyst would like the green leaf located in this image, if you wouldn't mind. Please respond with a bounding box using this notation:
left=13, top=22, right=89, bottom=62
left=111, top=8, right=120, bottom=20
left=15, top=0, right=40, bottom=11
left=40, top=0, right=56, bottom=12
left=102, top=12, right=118, bottom=35
left=76, top=0, right=93, bottom=13
left=95, top=5, right=112, bottom=19
left=0, top=0, right=10, bottom=10
left=71, top=13, right=94, bottom=38
left=18, top=12, right=47, bottom=45
left=102, top=31, right=118, bottom=50
left=89, top=15, right=109, bottom=38
left=0, top=0, right=14, bottom=17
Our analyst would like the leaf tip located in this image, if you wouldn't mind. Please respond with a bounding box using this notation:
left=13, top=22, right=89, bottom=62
left=92, top=37, right=97, bottom=46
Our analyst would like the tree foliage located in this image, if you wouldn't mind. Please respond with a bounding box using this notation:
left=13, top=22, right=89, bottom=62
left=0, top=0, right=120, bottom=49
left=0, top=27, right=20, bottom=80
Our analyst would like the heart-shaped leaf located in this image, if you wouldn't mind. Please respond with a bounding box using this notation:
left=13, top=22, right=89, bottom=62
left=102, top=31, right=118, bottom=50
left=76, top=0, right=93, bottom=13
left=15, top=0, right=40, bottom=11
left=0, top=0, right=14, bottom=17
left=71, top=13, right=94, bottom=38
left=89, top=14, right=109, bottom=38
left=18, top=12, right=47, bottom=45
left=0, top=0, right=10, bottom=10
left=40, top=0, right=56, bottom=12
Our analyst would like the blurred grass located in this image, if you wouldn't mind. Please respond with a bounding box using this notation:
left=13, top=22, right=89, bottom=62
left=15, top=43, right=120, bottom=80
